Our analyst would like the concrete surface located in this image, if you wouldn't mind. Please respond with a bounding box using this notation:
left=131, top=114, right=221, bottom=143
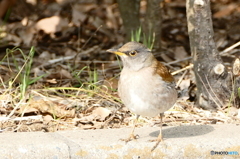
left=0, top=124, right=240, bottom=159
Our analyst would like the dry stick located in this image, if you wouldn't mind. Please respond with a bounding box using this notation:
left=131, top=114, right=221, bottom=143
left=171, top=63, right=193, bottom=75
left=220, top=41, right=240, bottom=55
left=0, top=62, right=15, bottom=67
left=31, top=90, right=48, bottom=98
left=0, top=75, right=6, bottom=89
left=77, top=60, right=117, bottom=64
left=167, top=56, right=192, bottom=65
left=7, top=98, right=26, bottom=118
left=176, top=70, right=188, bottom=88
left=37, top=46, right=99, bottom=68
left=0, top=115, right=43, bottom=122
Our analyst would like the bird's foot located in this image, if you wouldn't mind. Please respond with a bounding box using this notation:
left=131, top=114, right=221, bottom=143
left=120, top=133, right=139, bottom=143
left=149, top=135, right=163, bottom=152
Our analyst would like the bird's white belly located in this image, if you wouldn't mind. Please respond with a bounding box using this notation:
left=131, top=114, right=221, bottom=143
left=119, top=69, right=177, bottom=117
left=127, top=90, right=161, bottom=117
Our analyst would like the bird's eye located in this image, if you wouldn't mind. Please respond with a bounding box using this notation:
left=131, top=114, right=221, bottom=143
left=129, top=50, right=137, bottom=56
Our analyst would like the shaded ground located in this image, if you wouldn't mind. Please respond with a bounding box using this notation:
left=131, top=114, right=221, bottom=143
left=0, top=0, right=239, bottom=132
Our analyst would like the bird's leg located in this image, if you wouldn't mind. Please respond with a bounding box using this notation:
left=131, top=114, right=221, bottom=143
left=121, top=114, right=140, bottom=142
left=151, top=113, right=164, bottom=151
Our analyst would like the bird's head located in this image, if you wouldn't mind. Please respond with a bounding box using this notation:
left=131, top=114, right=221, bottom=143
left=107, top=42, right=154, bottom=71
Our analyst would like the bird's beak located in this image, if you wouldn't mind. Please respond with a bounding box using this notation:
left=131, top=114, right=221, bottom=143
left=106, top=49, right=126, bottom=56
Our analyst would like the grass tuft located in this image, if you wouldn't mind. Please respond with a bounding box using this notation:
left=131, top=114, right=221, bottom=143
left=131, top=27, right=155, bottom=50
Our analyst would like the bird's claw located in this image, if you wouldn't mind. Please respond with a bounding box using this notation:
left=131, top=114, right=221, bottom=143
left=120, top=134, right=139, bottom=143
left=150, top=135, right=163, bottom=151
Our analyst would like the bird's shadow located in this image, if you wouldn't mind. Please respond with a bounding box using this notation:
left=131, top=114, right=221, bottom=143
left=150, top=125, right=214, bottom=138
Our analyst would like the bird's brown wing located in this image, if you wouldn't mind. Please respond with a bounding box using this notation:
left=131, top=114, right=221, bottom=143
left=153, top=60, right=174, bottom=83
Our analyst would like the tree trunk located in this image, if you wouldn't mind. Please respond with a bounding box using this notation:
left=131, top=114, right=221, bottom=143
left=0, top=0, right=16, bottom=19
left=186, top=0, right=239, bottom=109
left=145, top=0, right=162, bottom=51
left=117, top=0, right=141, bottom=41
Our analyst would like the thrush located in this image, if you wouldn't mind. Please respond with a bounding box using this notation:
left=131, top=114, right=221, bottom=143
left=107, top=42, right=177, bottom=151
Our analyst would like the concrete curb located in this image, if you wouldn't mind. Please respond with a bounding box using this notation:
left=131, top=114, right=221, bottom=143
left=1, top=124, right=240, bottom=159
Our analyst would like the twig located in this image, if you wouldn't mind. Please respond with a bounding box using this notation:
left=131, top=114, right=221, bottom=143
left=171, top=63, right=193, bottom=75
left=167, top=56, right=192, bottom=65
left=0, top=115, right=43, bottom=121
left=176, top=70, right=188, bottom=88
left=37, top=46, right=99, bottom=68
left=220, top=41, right=240, bottom=55
left=7, top=98, right=26, bottom=118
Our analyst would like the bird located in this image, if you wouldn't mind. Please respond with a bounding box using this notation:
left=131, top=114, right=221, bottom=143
left=107, top=41, right=177, bottom=151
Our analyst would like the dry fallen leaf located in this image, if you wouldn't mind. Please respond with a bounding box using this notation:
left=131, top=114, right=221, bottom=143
left=179, top=79, right=191, bottom=91
left=25, top=99, right=75, bottom=118
left=35, top=15, right=69, bottom=36
left=59, top=69, right=72, bottom=79
left=43, top=114, right=53, bottom=123
left=79, top=106, right=111, bottom=122
left=46, top=79, right=57, bottom=84
left=91, top=107, right=111, bottom=121
left=213, top=4, right=236, bottom=18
